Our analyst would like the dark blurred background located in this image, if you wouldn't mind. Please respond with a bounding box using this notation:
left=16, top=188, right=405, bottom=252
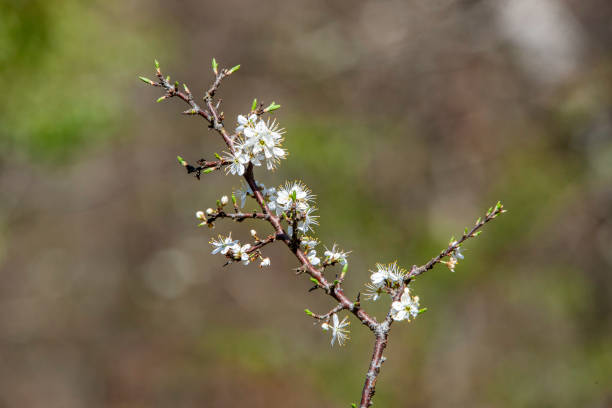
left=1, top=0, right=611, bottom=406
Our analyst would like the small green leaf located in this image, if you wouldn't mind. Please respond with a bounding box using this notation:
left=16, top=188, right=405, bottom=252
left=228, top=64, right=240, bottom=74
left=203, top=168, right=214, bottom=174
left=165, top=75, right=170, bottom=82
left=251, top=98, right=257, bottom=111
left=342, top=263, right=349, bottom=275
left=351, top=404, right=357, bottom=408
left=304, top=309, right=313, bottom=316
left=177, top=155, right=187, bottom=166
left=231, top=194, right=237, bottom=205
left=418, top=307, right=428, bottom=315
left=309, top=277, right=319, bottom=285
left=214, top=153, right=222, bottom=160
left=264, top=101, right=281, bottom=112
left=183, top=83, right=190, bottom=93
left=212, top=58, right=218, bottom=74
left=156, top=96, right=166, bottom=103
left=464, top=227, right=468, bottom=235
left=138, top=76, right=153, bottom=84
left=476, top=217, right=482, bottom=224
left=198, top=221, right=207, bottom=227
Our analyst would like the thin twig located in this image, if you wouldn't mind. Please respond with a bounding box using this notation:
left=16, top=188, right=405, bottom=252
left=408, top=203, right=505, bottom=281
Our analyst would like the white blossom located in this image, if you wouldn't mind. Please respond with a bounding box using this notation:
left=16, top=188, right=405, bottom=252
left=297, top=206, right=319, bottom=234
left=244, top=119, right=286, bottom=170
left=390, top=287, right=420, bottom=322
left=234, top=182, right=253, bottom=208
left=307, top=249, right=320, bottom=266
left=445, top=256, right=458, bottom=272
left=210, top=234, right=239, bottom=255
left=275, top=181, right=314, bottom=214
left=387, top=263, right=406, bottom=282
left=262, top=186, right=276, bottom=198
left=230, top=243, right=252, bottom=265
left=262, top=186, right=278, bottom=212
left=205, top=208, right=214, bottom=215
left=452, top=242, right=464, bottom=260
left=231, top=115, right=287, bottom=172
left=323, top=244, right=349, bottom=266
left=220, top=195, right=229, bottom=205
left=260, top=257, right=271, bottom=267
left=196, top=211, right=205, bottom=220
left=223, top=148, right=249, bottom=176
left=234, top=181, right=265, bottom=208
left=363, top=283, right=385, bottom=302
left=321, top=314, right=350, bottom=346
left=235, top=113, right=257, bottom=134
left=300, top=237, right=319, bottom=251
left=369, top=262, right=406, bottom=288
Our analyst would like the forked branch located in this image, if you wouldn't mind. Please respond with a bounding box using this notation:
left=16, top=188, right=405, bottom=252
left=140, top=59, right=505, bottom=407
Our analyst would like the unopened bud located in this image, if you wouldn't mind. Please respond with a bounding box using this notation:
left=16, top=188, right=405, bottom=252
left=196, top=211, right=205, bottom=220
left=221, top=196, right=229, bottom=206
left=250, top=229, right=257, bottom=237
left=206, top=208, right=214, bottom=215
left=228, top=64, right=241, bottom=74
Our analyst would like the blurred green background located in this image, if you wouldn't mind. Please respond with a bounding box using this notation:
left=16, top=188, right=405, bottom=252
left=1, top=0, right=611, bottom=406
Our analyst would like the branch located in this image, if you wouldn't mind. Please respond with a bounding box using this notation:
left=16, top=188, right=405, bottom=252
left=140, top=60, right=506, bottom=408
left=305, top=303, right=345, bottom=321
left=206, top=210, right=270, bottom=224
left=177, top=156, right=230, bottom=179
left=408, top=202, right=506, bottom=281
left=246, top=234, right=277, bottom=254
left=242, top=164, right=380, bottom=331
left=143, top=61, right=380, bottom=330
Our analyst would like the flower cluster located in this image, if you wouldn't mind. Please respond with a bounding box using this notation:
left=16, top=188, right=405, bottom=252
left=299, top=237, right=321, bottom=266
left=224, top=114, right=286, bottom=176
left=208, top=233, right=271, bottom=267
left=209, top=234, right=251, bottom=264
left=364, top=262, right=406, bottom=301
left=363, top=262, right=422, bottom=322
left=234, top=180, right=320, bottom=236
left=275, top=181, right=319, bottom=236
